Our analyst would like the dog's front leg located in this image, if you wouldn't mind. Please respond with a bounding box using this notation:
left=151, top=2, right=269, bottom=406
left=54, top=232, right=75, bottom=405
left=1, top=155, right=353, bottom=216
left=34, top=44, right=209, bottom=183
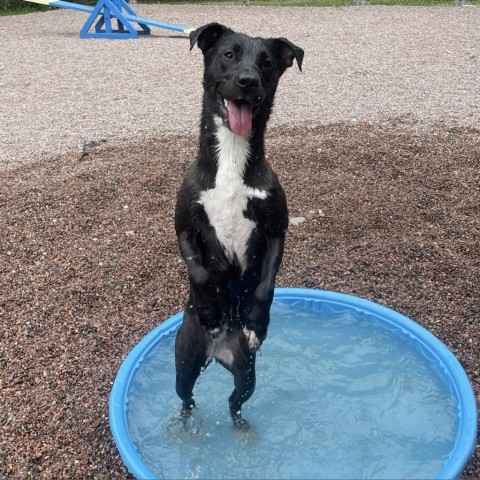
left=177, top=231, right=226, bottom=334
left=244, top=237, right=285, bottom=349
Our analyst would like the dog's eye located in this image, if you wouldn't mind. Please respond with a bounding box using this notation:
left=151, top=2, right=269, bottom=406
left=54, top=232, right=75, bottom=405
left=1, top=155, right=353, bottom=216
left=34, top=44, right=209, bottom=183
left=224, top=50, right=233, bottom=60
left=263, top=59, right=273, bottom=69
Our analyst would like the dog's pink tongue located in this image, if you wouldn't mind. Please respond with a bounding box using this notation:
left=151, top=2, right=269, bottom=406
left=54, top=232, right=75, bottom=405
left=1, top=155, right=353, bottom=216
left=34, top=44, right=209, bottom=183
left=228, top=101, right=253, bottom=136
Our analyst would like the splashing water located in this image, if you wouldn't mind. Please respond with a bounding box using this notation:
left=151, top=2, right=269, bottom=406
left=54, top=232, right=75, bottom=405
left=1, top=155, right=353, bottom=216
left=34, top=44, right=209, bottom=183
left=127, top=302, right=457, bottom=479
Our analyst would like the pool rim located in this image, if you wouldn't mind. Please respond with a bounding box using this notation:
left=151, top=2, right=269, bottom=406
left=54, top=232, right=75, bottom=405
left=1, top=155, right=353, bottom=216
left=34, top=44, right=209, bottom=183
left=109, top=288, right=477, bottom=480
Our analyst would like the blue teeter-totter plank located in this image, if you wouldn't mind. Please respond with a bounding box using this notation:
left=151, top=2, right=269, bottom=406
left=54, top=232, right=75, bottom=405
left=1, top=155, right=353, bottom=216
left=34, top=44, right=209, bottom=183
left=50, top=0, right=93, bottom=13
left=23, top=0, right=193, bottom=34
left=122, top=14, right=191, bottom=33
left=52, top=0, right=191, bottom=33
left=25, top=0, right=93, bottom=12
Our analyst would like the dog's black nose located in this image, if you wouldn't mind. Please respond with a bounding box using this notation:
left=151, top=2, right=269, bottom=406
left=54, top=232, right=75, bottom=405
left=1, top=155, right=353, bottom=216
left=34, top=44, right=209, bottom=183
left=237, top=74, right=259, bottom=91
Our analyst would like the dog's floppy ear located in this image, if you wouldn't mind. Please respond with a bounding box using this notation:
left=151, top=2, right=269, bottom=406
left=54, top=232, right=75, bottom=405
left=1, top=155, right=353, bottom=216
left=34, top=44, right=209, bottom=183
left=272, top=38, right=304, bottom=73
left=189, top=23, right=234, bottom=53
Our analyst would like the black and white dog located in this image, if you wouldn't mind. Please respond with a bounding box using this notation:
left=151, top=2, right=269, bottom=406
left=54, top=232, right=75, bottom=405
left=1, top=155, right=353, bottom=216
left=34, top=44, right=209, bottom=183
left=174, top=23, right=303, bottom=427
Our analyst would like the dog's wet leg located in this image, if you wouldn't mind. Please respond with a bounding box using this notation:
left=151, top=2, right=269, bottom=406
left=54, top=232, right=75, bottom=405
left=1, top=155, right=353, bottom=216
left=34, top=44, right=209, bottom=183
left=228, top=351, right=256, bottom=428
left=175, top=311, right=211, bottom=416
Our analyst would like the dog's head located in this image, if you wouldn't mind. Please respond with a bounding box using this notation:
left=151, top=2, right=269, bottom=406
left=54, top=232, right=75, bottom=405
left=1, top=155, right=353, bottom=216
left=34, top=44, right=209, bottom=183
left=190, top=23, right=304, bottom=137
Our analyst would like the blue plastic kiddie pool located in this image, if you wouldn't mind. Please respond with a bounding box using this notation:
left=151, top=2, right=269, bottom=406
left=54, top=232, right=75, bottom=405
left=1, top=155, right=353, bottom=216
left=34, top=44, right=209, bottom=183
left=110, top=288, right=477, bottom=479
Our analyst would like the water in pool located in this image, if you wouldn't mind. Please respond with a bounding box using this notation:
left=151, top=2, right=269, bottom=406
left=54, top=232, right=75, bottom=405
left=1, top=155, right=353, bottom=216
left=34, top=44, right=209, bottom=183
left=127, top=302, right=457, bottom=479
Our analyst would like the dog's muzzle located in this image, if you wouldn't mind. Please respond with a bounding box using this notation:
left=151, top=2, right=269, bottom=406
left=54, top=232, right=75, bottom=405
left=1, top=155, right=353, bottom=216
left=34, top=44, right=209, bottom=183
left=218, top=74, right=265, bottom=137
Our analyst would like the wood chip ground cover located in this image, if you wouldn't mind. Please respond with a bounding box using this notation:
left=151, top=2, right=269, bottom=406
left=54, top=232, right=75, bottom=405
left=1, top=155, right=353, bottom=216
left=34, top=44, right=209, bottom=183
left=1, top=119, right=479, bottom=478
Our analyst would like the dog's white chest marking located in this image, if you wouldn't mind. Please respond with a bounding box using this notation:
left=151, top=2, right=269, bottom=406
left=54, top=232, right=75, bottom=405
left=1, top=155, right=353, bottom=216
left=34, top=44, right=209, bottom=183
left=198, top=119, right=268, bottom=271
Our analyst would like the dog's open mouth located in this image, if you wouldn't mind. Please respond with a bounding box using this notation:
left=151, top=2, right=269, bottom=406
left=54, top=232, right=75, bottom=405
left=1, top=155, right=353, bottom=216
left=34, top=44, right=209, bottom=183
left=218, top=94, right=259, bottom=137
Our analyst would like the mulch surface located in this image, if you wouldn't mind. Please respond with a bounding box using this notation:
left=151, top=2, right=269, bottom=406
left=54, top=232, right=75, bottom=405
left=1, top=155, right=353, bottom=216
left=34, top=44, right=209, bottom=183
left=1, top=117, right=479, bottom=478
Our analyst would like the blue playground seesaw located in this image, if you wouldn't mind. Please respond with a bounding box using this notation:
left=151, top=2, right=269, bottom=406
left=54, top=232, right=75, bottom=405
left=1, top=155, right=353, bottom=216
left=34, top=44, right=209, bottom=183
left=25, top=0, right=193, bottom=39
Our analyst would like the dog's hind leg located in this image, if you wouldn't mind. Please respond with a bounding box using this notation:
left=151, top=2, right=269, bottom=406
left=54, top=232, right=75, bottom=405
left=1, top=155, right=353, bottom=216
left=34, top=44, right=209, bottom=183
left=175, top=310, right=211, bottom=415
left=228, top=350, right=256, bottom=428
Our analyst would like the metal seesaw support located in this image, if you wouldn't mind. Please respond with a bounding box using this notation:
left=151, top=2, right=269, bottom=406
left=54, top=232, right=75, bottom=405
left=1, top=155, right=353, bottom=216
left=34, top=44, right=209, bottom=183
left=25, top=0, right=193, bottom=39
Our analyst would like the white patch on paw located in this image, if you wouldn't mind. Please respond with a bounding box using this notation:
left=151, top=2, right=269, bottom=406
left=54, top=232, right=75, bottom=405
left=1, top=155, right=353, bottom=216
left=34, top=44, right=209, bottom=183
left=243, top=327, right=260, bottom=351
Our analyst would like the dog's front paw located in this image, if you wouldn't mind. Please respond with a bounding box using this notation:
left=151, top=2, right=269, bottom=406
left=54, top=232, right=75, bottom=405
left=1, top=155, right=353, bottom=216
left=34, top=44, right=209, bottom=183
left=243, top=327, right=260, bottom=351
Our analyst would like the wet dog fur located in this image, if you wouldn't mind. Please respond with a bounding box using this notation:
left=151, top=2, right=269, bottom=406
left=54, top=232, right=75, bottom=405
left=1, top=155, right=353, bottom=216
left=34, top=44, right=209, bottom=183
left=174, top=23, right=303, bottom=427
